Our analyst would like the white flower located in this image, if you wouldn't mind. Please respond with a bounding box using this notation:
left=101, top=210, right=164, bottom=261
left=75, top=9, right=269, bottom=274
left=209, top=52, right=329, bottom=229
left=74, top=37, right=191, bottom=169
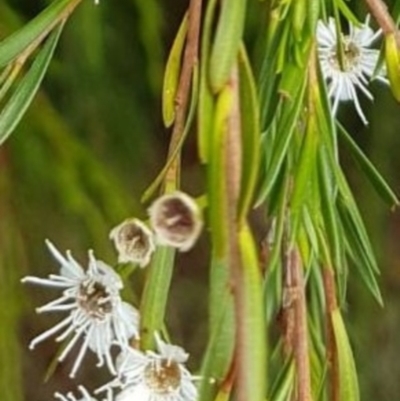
left=110, top=218, right=155, bottom=267
left=97, top=334, right=198, bottom=401
left=148, top=192, right=203, bottom=252
left=316, top=15, right=387, bottom=124
left=21, top=240, right=140, bottom=378
left=55, top=386, right=96, bottom=401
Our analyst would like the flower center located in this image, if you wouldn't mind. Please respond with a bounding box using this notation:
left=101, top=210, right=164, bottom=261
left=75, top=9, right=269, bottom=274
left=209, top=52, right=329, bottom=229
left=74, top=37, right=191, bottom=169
left=343, top=39, right=360, bottom=69
left=162, top=199, right=193, bottom=236
left=329, top=37, right=360, bottom=72
left=120, top=224, right=149, bottom=254
left=77, top=281, right=113, bottom=319
left=143, top=359, right=181, bottom=395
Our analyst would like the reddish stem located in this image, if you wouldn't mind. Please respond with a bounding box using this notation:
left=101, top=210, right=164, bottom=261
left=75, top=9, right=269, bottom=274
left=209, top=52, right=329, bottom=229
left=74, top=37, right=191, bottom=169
left=164, top=0, right=203, bottom=187
left=364, top=0, right=400, bottom=47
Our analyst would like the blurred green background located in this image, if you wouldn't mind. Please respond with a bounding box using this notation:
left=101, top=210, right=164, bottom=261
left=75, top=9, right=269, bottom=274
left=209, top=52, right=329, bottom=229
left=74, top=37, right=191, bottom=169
left=0, top=1, right=399, bottom=400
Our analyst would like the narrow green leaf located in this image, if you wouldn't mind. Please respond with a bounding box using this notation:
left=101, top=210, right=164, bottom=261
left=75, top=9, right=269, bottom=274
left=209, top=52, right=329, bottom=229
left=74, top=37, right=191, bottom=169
left=307, top=0, right=320, bottom=34
left=238, top=45, right=260, bottom=221
left=258, top=15, right=290, bottom=126
left=335, top=0, right=360, bottom=26
left=290, top=115, right=319, bottom=217
left=335, top=170, right=380, bottom=275
left=337, top=122, right=399, bottom=208
left=209, top=256, right=235, bottom=376
left=197, top=0, right=217, bottom=163
left=238, top=224, right=267, bottom=401
left=0, top=65, right=21, bottom=104
left=198, top=261, right=235, bottom=401
left=140, top=246, right=175, bottom=350
left=384, top=34, right=400, bottom=100
left=162, top=13, right=188, bottom=127
left=209, top=0, right=247, bottom=92
left=265, top=168, right=289, bottom=275
left=269, top=358, right=295, bottom=401
left=301, top=207, right=319, bottom=260
left=256, top=80, right=307, bottom=205
left=278, top=61, right=307, bottom=100
left=292, top=0, right=307, bottom=39
left=331, top=310, right=360, bottom=401
left=208, top=85, right=232, bottom=257
left=337, top=201, right=383, bottom=306
left=0, top=0, right=74, bottom=68
left=214, top=386, right=232, bottom=401
left=0, top=22, right=64, bottom=146
left=317, top=148, right=343, bottom=272
left=142, top=67, right=198, bottom=203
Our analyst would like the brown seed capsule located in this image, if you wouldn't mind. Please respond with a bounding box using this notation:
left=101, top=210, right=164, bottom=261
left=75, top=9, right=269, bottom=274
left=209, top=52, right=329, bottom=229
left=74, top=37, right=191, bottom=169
left=109, top=218, right=155, bottom=267
left=148, top=192, right=203, bottom=251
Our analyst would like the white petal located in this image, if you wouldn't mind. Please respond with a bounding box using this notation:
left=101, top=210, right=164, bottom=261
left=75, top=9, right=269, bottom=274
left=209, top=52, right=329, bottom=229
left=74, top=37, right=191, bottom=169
left=29, top=315, right=73, bottom=349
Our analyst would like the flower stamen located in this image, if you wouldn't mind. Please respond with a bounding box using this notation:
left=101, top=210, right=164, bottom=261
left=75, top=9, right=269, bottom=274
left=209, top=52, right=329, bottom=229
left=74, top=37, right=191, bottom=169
left=144, top=359, right=182, bottom=395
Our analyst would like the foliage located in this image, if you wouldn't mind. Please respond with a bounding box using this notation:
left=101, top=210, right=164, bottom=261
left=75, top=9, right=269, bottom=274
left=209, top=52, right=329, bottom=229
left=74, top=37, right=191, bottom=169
left=1, top=0, right=400, bottom=401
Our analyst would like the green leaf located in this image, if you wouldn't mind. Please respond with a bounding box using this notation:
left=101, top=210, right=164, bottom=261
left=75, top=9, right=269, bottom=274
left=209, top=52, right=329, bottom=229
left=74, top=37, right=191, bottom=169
left=317, top=148, right=344, bottom=272
left=258, top=18, right=286, bottom=129
left=268, top=358, right=295, bottom=401
left=140, top=246, right=175, bottom=350
left=385, top=33, right=400, bottom=102
left=0, top=0, right=75, bottom=68
left=331, top=310, right=360, bottom=401
left=197, top=0, right=217, bottom=163
left=334, top=0, right=360, bottom=26
left=142, top=67, right=198, bottom=203
left=198, top=256, right=235, bottom=401
left=198, top=258, right=235, bottom=401
left=337, top=122, right=399, bottom=208
left=337, top=200, right=383, bottom=306
left=209, top=0, right=247, bottom=92
left=290, top=114, right=319, bottom=219
left=0, top=22, right=64, bottom=146
left=238, top=224, right=267, bottom=401
left=162, top=12, right=188, bottom=127
left=209, top=255, right=236, bottom=379
left=256, top=80, right=307, bottom=205
left=208, top=85, right=232, bottom=257
left=237, top=45, right=260, bottom=222
left=292, top=0, right=307, bottom=39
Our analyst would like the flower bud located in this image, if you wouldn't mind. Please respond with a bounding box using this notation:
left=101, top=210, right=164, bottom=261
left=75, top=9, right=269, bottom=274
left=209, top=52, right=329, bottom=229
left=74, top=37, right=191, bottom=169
left=109, top=218, right=155, bottom=267
left=148, top=191, right=203, bottom=251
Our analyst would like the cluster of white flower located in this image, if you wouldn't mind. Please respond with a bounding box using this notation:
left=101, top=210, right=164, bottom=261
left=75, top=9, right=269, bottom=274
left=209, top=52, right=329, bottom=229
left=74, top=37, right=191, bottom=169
left=22, top=191, right=202, bottom=401
left=316, top=15, right=387, bottom=124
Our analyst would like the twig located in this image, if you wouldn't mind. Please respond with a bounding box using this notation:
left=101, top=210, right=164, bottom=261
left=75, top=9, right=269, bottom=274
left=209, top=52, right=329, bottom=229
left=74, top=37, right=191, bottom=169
left=289, top=248, right=312, bottom=401
left=280, top=220, right=296, bottom=356
left=164, top=0, right=203, bottom=188
left=364, top=0, right=400, bottom=47
left=323, top=268, right=339, bottom=401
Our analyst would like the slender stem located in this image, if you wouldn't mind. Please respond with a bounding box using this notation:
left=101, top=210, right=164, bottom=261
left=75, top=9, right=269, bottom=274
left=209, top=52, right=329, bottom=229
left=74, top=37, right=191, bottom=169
left=364, top=0, right=400, bottom=47
left=323, top=268, right=339, bottom=401
left=288, top=248, right=312, bottom=401
left=224, top=66, right=245, bottom=401
left=164, top=0, right=202, bottom=189
left=280, top=224, right=296, bottom=356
